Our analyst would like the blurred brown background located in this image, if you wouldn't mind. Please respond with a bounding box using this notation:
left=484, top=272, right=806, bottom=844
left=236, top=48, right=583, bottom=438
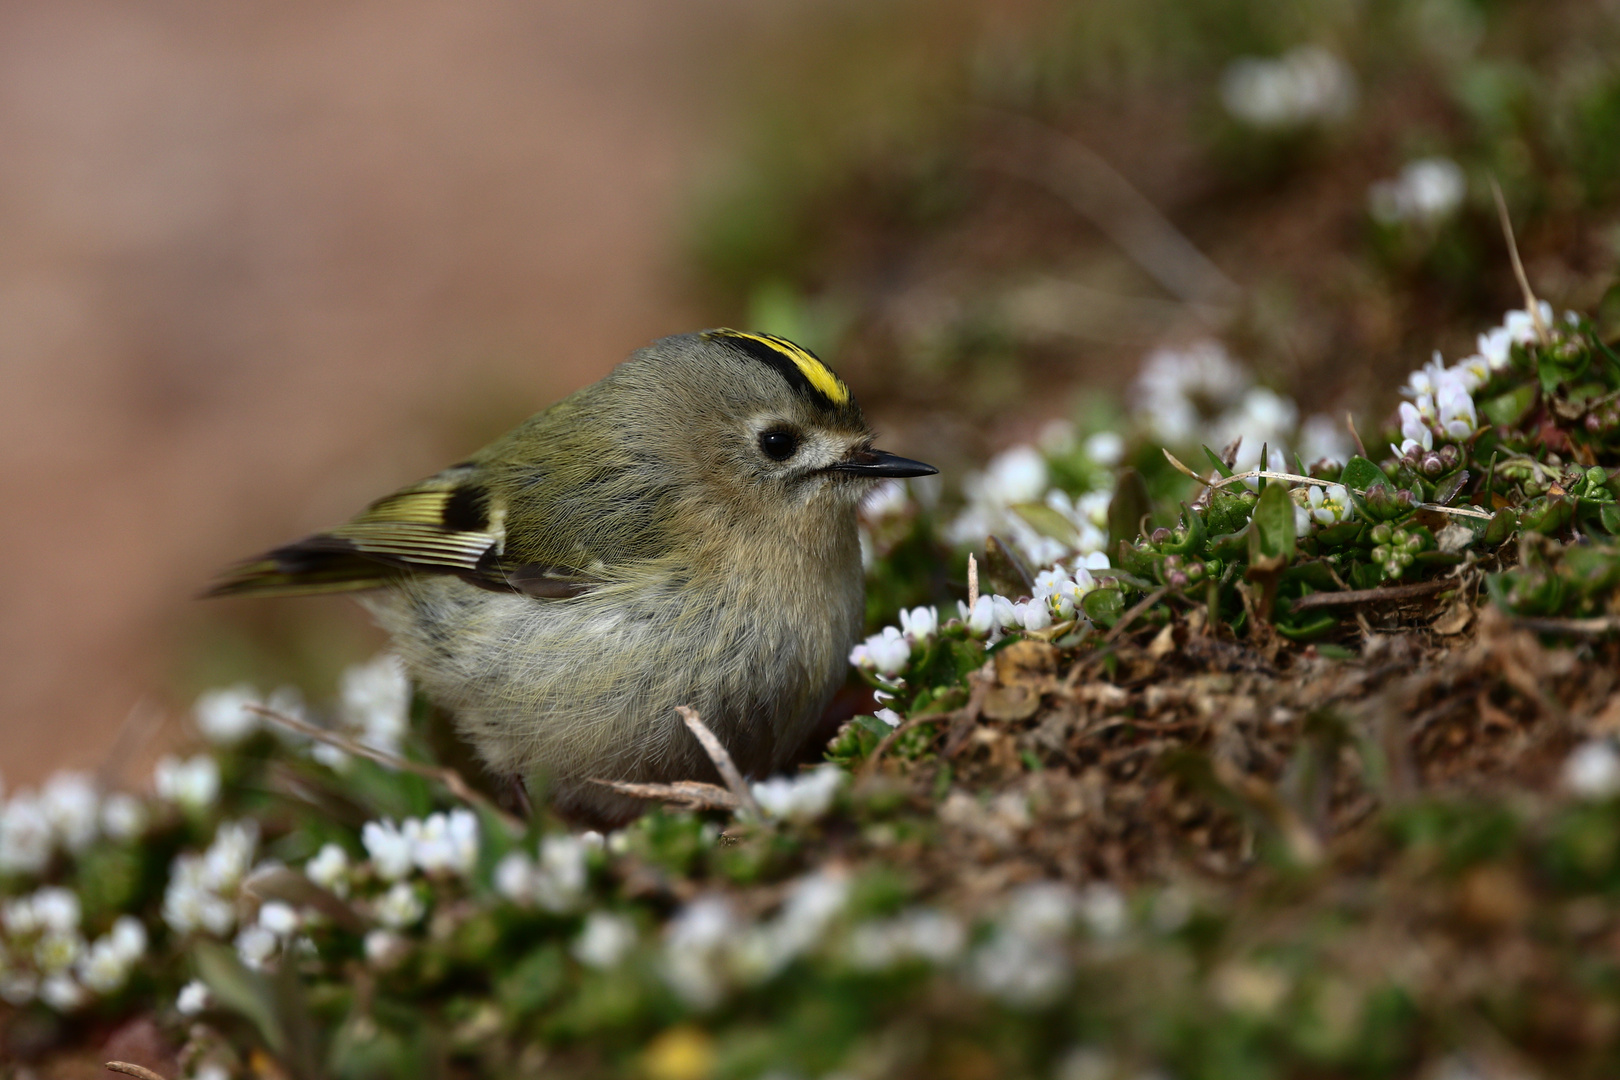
left=0, top=0, right=791, bottom=783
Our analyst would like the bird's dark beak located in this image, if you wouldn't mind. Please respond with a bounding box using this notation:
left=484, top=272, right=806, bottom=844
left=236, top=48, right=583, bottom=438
left=831, top=448, right=938, bottom=478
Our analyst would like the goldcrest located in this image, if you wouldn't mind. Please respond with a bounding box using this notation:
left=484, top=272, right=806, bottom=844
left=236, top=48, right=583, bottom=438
left=210, top=330, right=936, bottom=825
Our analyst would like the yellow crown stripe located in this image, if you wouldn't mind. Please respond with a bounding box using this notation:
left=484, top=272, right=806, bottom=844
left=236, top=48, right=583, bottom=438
left=727, top=331, right=850, bottom=406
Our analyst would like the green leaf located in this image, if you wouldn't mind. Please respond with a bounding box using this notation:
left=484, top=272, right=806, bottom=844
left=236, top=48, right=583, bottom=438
left=1481, top=383, right=1539, bottom=428
left=498, top=943, right=568, bottom=1017
left=1339, top=456, right=1392, bottom=493
left=1484, top=508, right=1519, bottom=545
left=1602, top=502, right=1620, bottom=536
left=1010, top=502, right=1080, bottom=546
left=1249, top=482, right=1298, bottom=562
left=1205, top=489, right=1258, bottom=535
left=1277, top=612, right=1340, bottom=641
left=1201, top=445, right=1235, bottom=478
left=1082, top=588, right=1125, bottom=627
left=195, top=940, right=285, bottom=1057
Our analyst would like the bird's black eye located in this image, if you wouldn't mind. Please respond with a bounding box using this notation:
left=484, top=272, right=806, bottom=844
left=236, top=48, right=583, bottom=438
left=759, top=428, right=799, bottom=461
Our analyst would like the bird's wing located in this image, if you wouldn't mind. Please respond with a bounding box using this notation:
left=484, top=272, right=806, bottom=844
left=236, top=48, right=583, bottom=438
left=205, top=465, right=598, bottom=599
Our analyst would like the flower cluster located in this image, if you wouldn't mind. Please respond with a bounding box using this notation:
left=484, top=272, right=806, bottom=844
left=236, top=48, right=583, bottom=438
left=1, top=885, right=148, bottom=1011
left=751, top=764, right=845, bottom=822
left=1220, top=46, right=1357, bottom=130
left=662, top=869, right=851, bottom=1008
left=0, top=771, right=134, bottom=877
left=361, top=808, right=481, bottom=881
left=162, top=820, right=258, bottom=937
left=849, top=604, right=938, bottom=676
left=494, top=831, right=601, bottom=912
left=154, top=753, right=221, bottom=811
left=1368, top=157, right=1467, bottom=227
left=1391, top=304, right=1556, bottom=462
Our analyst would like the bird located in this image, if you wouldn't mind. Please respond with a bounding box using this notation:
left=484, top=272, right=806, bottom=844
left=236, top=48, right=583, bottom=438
left=208, top=329, right=936, bottom=825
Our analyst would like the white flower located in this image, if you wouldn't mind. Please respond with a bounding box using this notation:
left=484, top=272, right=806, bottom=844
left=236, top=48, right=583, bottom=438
left=1397, top=401, right=1434, bottom=456
left=493, top=851, right=536, bottom=905
left=855, top=626, right=911, bottom=676
left=162, top=856, right=236, bottom=937
left=362, top=819, right=414, bottom=882
left=963, top=595, right=997, bottom=636
left=363, top=929, right=409, bottom=970
left=340, top=654, right=411, bottom=755
left=256, top=901, right=300, bottom=938
left=1133, top=340, right=1249, bottom=445
left=751, top=765, right=845, bottom=822
left=971, top=883, right=1081, bottom=1006
left=981, top=446, right=1049, bottom=504
left=1477, top=324, right=1514, bottom=370
left=533, top=833, right=594, bottom=912
left=1400, top=353, right=1449, bottom=400
left=662, top=896, right=736, bottom=1008
left=1083, top=431, right=1125, bottom=467
left=1306, top=484, right=1353, bottom=526
left=27, top=887, right=82, bottom=934
left=1076, top=550, right=1110, bottom=573
left=1077, top=884, right=1129, bottom=939
left=202, top=821, right=258, bottom=893
left=40, top=773, right=99, bottom=853
left=407, top=809, right=480, bottom=877
left=1436, top=378, right=1479, bottom=440
left=735, top=870, right=849, bottom=982
left=574, top=912, right=637, bottom=969
left=235, top=924, right=278, bottom=970
left=100, top=793, right=148, bottom=842
left=77, top=930, right=140, bottom=994
left=176, top=979, right=210, bottom=1015
left=39, top=972, right=86, bottom=1011
left=873, top=708, right=902, bottom=728
left=153, top=754, right=220, bottom=811
left=194, top=684, right=262, bottom=746
left=1209, top=388, right=1299, bottom=459
left=897, top=606, right=938, bottom=644
left=193, top=1064, right=231, bottom=1080
left=309, top=737, right=352, bottom=772
left=847, top=908, right=966, bottom=970
left=1369, top=157, right=1466, bottom=226
left=1013, top=600, right=1052, bottom=631
left=1564, top=740, right=1620, bottom=798
left=108, top=916, right=148, bottom=963
left=0, top=792, right=54, bottom=875
left=305, top=843, right=351, bottom=897
left=970, top=928, right=1072, bottom=1007
left=1005, top=883, right=1079, bottom=940
left=1503, top=301, right=1554, bottom=346
left=1220, top=46, right=1356, bottom=129
left=373, top=882, right=425, bottom=929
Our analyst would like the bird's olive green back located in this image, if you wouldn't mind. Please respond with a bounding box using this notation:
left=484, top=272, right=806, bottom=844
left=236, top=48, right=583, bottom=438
left=205, top=331, right=867, bottom=599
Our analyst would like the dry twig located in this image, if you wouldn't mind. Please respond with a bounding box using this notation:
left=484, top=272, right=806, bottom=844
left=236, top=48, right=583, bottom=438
left=1491, top=177, right=1551, bottom=346
left=106, top=1064, right=170, bottom=1080
left=587, top=778, right=740, bottom=812
left=676, top=705, right=763, bottom=819
left=1290, top=579, right=1453, bottom=613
